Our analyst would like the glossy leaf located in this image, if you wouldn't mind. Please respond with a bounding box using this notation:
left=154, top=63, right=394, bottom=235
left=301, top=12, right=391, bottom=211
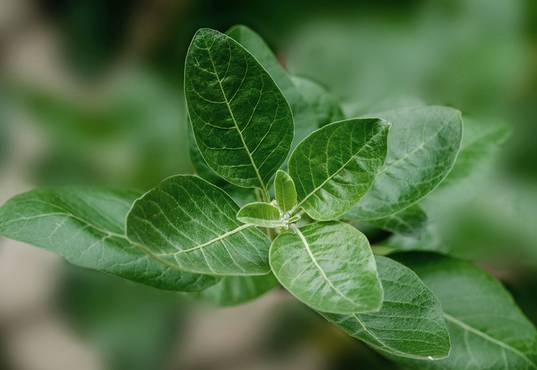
left=348, top=106, right=462, bottom=220
left=289, top=118, right=390, bottom=220
left=270, top=222, right=383, bottom=314
left=274, top=170, right=297, bottom=213
left=323, top=256, right=450, bottom=360
left=196, top=274, right=278, bottom=307
left=227, top=25, right=343, bottom=146
left=236, top=202, right=282, bottom=228
left=364, top=205, right=428, bottom=235
left=126, top=175, right=271, bottom=276
left=397, top=253, right=537, bottom=369
left=0, top=188, right=218, bottom=292
left=185, top=28, right=293, bottom=190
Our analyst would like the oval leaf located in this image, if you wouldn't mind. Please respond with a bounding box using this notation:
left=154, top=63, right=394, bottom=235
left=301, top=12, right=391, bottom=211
left=348, top=106, right=462, bottom=220
left=289, top=118, right=390, bottom=221
left=322, top=256, right=450, bottom=360
left=274, top=169, right=297, bottom=213
left=363, top=205, right=428, bottom=235
left=236, top=202, right=282, bottom=228
left=185, top=28, right=293, bottom=190
left=0, top=188, right=218, bottom=292
left=196, top=274, right=278, bottom=307
left=270, top=222, right=383, bottom=314
left=126, top=175, right=271, bottom=276
left=396, top=253, right=537, bottom=369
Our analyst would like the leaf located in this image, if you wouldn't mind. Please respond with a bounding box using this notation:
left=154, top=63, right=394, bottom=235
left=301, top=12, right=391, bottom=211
left=0, top=188, right=218, bottom=292
left=274, top=169, right=297, bottom=213
left=396, top=253, right=537, bottom=370
left=322, top=256, right=450, bottom=360
left=126, top=175, right=271, bottom=276
left=236, top=202, right=282, bottom=228
left=227, top=25, right=343, bottom=146
left=196, top=274, right=278, bottom=307
left=269, top=222, right=383, bottom=314
left=363, top=205, right=428, bottom=235
left=348, top=106, right=462, bottom=220
left=288, top=118, right=390, bottom=221
left=185, top=28, right=293, bottom=190
left=442, top=117, right=511, bottom=186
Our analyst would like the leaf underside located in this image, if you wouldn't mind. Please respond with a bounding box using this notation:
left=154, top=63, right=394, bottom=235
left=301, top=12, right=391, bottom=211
left=236, top=202, right=282, bottom=228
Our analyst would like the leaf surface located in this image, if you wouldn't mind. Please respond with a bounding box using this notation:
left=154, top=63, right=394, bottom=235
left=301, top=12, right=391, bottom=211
left=274, top=170, right=297, bottom=213
left=0, top=188, right=217, bottom=291
left=196, top=274, right=278, bottom=306
left=348, top=106, right=462, bottom=220
left=270, top=222, right=382, bottom=314
left=396, top=253, right=537, bottom=369
left=185, top=28, right=293, bottom=190
left=363, top=205, right=428, bottom=235
left=236, top=202, right=282, bottom=228
left=289, top=118, right=389, bottom=220
left=323, top=256, right=450, bottom=360
left=126, top=175, right=271, bottom=276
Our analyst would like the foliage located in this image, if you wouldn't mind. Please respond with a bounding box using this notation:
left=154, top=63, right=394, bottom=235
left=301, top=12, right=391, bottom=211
left=0, top=25, right=533, bottom=369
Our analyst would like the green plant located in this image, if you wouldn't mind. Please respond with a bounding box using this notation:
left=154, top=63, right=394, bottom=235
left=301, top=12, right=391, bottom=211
left=0, top=26, right=534, bottom=369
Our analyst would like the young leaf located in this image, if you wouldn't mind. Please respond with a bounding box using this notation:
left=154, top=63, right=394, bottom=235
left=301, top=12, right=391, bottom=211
left=347, top=106, right=462, bottom=220
left=196, top=274, right=278, bottom=307
left=126, top=175, right=271, bottom=276
left=363, top=205, right=428, bottom=235
left=274, top=169, right=297, bottom=213
left=227, top=25, right=344, bottom=146
left=0, top=188, right=218, bottom=292
left=396, top=253, right=537, bottom=369
left=322, top=256, right=450, bottom=360
left=269, top=222, right=383, bottom=314
left=288, top=118, right=390, bottom=221
left=185, top=28, right=293, bottom=190
left=236, top=202, right=282, bottom=228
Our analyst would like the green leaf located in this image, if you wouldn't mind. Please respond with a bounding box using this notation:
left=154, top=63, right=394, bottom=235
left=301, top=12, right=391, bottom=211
left=396, top=253, right=537, bottom=369
left=322, top=256, right=450, bottom=360
left=126, top=175, right=271, bottom=276
left=236, top=202, right=282, bottom=228
left=348, top=106, right=462, bottom=220
left=269, top=222, right=383, bottom=314
left=364, top=205, right=428, bottom=235
left=196, top=274, right=278, bottom=307
left=442, top=117, right=511, bottom=186
left=0, top=188, right=217, bottom=292
left=185, top=28, right=293, bottom=190
left=289, top=118, right=390, bottom=221
left=274, top=169, right=297, bottom=213
left=227, top=25, right=343, bottom=146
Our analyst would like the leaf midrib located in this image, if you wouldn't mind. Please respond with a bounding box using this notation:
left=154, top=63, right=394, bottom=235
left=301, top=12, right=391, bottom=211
left=204, top=37, right=268, bottom=194
left=444, top=313, right=537, bottom=369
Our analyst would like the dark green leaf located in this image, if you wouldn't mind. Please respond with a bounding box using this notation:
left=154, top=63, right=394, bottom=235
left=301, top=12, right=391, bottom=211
left=185, top=28, right=293, bottom=190
left=0, top=188, right=217, bottom=291
left=289, top=118, right=389, bottom=221
left=270, top=222, right=382, bottom=314
left=364, top=205, right=428, bottom=235
left=348, top=106, right=462, bottom=220
left=397, top=253, right=537, bottom=369
left=126, top=175, right=271, bottom=276
left=274, top=169, right=297, bottom=213
left=236, top=202, right=282, bottom=228
left=323, top=256, right=450, bottom=360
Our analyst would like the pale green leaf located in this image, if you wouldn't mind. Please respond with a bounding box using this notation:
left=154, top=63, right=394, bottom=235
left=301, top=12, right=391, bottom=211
left=269, top=222, right=383, bottom=314
left=348, top=106, right=462, bottom=220
left=289, top=118, right=390, bottom=221
left=396, top=253, right=537, bottom=370
left=196, top=274, right=278, bottom=307
left=126, top=175, right=271, bottom=276
left=274, top=169, right=297, bottom=213
left=236, top=202, right=282, bottom=228
left=185, top=28, right=293, bottom=190
left=0, top=188, right=217, bottom=292
left=323, top=256, right=450, bottom=360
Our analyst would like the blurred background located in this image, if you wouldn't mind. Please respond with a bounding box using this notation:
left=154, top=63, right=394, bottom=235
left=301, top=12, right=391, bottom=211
left=0, top=0, right=536, bottom=369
